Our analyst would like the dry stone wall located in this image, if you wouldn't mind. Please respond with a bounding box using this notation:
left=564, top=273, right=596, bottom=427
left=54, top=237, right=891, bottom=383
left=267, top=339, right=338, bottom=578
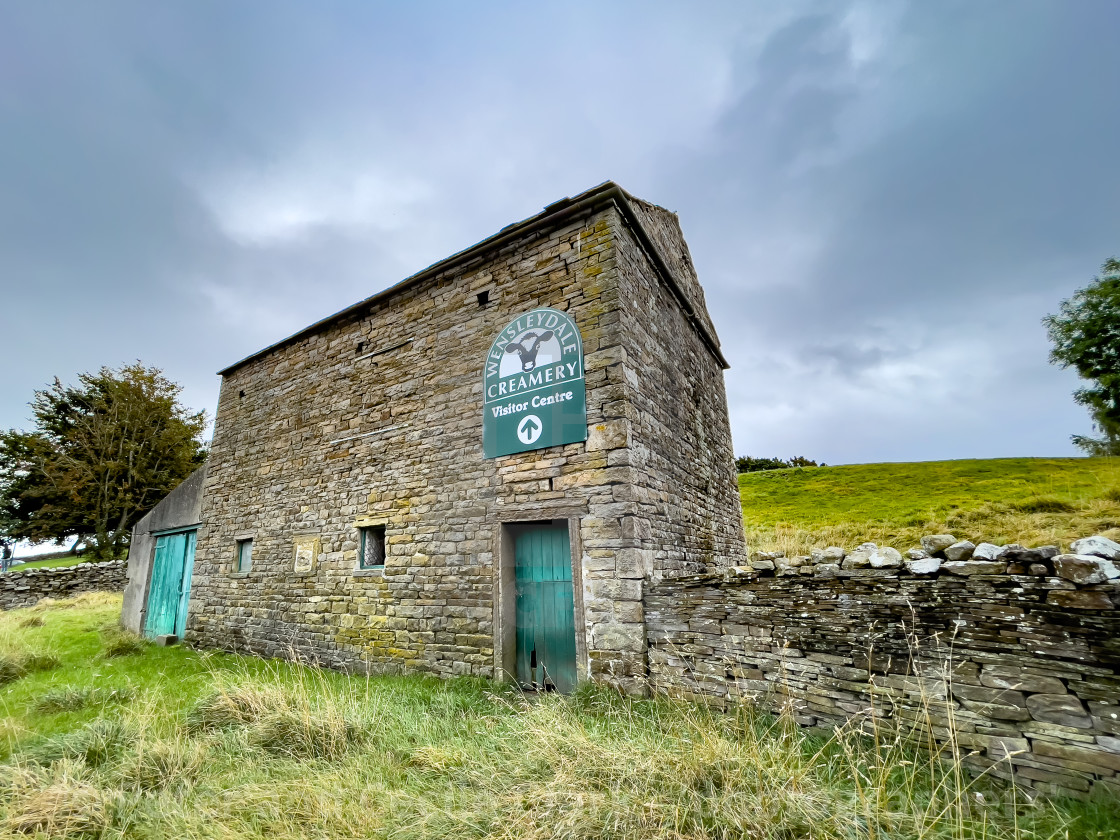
left=645, top=535, right=1120, bottom=798
left=0, top=561, right=127, bottom=610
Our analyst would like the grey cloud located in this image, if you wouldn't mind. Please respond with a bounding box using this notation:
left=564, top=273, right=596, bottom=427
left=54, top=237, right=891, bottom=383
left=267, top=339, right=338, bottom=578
left=0, top=0, right=1114, bottom=467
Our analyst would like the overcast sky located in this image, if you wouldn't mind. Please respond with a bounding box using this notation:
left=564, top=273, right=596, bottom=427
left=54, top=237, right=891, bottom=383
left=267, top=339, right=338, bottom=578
left=1, top=0, right=1117, bottom=465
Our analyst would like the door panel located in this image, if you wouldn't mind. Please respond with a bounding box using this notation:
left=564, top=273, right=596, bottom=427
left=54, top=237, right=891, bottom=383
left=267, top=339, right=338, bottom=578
left=514, top=523, right=577, bottom=693
left=175, top=531, right=197, bottom=638
left=144, top=531, right=195, bottom=639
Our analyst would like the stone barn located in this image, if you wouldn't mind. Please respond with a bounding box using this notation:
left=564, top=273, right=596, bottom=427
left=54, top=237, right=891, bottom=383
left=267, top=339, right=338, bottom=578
left=123, top=181, right=746, bottom=693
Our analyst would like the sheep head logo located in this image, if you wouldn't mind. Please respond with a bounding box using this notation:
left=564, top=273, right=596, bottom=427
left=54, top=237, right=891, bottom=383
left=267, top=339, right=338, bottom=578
left=504, top=330, right=554, bottom=372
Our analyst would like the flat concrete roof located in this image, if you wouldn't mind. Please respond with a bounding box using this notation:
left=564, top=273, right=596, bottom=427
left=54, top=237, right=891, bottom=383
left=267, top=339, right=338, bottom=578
left=217, top=181, right=727, bottom=376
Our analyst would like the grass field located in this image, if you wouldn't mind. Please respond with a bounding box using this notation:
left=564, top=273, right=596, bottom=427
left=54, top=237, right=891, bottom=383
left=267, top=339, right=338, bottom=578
left=740, top=457, right=1120, bottom=557
left=4, top=548, right=127, bottom=573
left=7, top=554, right=90, bottom=572
left=3, top=595, right=1117, bottom=839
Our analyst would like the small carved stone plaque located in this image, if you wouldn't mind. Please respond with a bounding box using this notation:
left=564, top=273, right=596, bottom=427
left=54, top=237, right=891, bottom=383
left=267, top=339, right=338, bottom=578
left=293, top=535, right=320, bottom=573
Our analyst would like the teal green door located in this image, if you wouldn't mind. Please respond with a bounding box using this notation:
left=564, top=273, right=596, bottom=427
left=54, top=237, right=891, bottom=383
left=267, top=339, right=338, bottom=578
left=144, top=531, right=196, bottom=639
left=514, top=523, right=577, bottom=693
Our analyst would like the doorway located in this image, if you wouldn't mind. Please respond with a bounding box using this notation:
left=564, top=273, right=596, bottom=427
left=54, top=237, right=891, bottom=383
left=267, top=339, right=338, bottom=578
left=144, top=529, right=196, bottom=639
left=510, top=521, right=578, bottom=693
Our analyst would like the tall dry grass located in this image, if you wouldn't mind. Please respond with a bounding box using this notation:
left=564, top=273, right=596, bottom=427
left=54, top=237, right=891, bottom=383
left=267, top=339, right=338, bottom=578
left=2, top=596, right=1114, bottom=839
left=4, top=662, right=1093, bottom=840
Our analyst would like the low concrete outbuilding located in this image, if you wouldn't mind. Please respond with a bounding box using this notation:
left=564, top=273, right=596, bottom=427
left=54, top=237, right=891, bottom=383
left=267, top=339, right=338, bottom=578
left=121, top=465, right=205, bottom=638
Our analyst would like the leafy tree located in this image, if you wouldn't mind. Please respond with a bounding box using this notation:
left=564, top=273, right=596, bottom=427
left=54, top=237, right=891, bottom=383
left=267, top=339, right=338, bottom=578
left=0, top=364, right=207, bottom=560
left=1045, top=257, right=1120, bottom=455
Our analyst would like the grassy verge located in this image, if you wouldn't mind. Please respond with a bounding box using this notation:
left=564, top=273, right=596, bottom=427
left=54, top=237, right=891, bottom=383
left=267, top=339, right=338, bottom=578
left=740, top=457, right=1120, bottom=556
left=1, top=595, right=1117, bottom=839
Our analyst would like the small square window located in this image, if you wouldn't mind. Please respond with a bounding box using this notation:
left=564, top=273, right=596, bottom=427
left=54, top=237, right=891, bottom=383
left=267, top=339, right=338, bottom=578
left=358, top=526, right=385, bottom=570
left=236, top=538, right=253, bottom=573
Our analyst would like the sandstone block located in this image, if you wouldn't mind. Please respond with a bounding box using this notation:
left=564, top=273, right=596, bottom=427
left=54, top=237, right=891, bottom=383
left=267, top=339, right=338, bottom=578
left=1052, top=553, right=1120, bottom=585
left=972, top=542, right=1007, bottom=561
left=979, top=666, right=1065, bottom=695
left=1070, top=535, right=1120, bottom=561
left=750, top=551, right=784, bottom=564
left=592, top=622, right=646, bottom=652
left=842, top=544, right=875, bottom=569
left=1089, top=702, right=1120, bottom=735
left=586, top=419, right=629, bottom=451
left=920, top=534, right=957, bottom=554
left=905, top=556, right=941, bottom=575
left=1046, top=590, right=1114, bottom=610
left=1026, top=693, right=1092, bottom=728
left=942, top=560, right=1004, bottom=576
left=616, top=547, right=653, bottom=579
left=1097, top=735, right=1120, bottom=753
left=777, top=555, right=810, bottom=568
left=953, top=684, right=1027, bottom=707
left=958, top=699, right=1032, bottom=721
left=1001, top=544, right=1039, bottom=563
left=811, top=546, right=845, bottom=563
left=869, top=546, right=902, bottom=568
left=944, top=541, right=976, bottom=561
left=1032, top=740, right=1120, bottom=772
left=986, top=736, right=1029, bottom=759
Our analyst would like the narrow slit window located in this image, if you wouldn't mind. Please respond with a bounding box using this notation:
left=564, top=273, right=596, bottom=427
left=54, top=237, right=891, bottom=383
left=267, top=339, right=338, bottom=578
left=359, top=526, right=386, bottom=570
left=236, top=538, right=253, bottom=573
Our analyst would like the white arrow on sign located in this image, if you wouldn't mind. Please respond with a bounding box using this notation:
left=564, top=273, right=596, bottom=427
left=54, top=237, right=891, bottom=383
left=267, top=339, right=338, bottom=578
left=517, top=414, right=543, bottom=445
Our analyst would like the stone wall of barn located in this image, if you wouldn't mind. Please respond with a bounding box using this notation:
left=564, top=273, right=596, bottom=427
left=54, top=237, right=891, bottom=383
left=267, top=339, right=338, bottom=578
left=644, top=545, right=1120, bottom=798
left=551, top=204, right=746, bottom=686
left=614, top=203, right=745, bottom=576
left=0, top=561, right=127, bottom=610
left=187, top=204, right=626, bottom=680
left=184, top=195, right=737, bottom=695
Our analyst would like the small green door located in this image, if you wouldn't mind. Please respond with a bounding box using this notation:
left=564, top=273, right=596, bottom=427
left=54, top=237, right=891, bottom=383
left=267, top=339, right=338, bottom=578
left=514, top=523, right=577, bottom=693
left=144, top=531, right=196, bottom=639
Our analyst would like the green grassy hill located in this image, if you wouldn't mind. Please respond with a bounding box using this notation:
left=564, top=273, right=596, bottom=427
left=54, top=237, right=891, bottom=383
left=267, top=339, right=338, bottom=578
left=740, top=457, right=1120, bottom=556
left=3, top=549, right=127, bottom=573
left=1, top=595, right=1116, bottom=838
